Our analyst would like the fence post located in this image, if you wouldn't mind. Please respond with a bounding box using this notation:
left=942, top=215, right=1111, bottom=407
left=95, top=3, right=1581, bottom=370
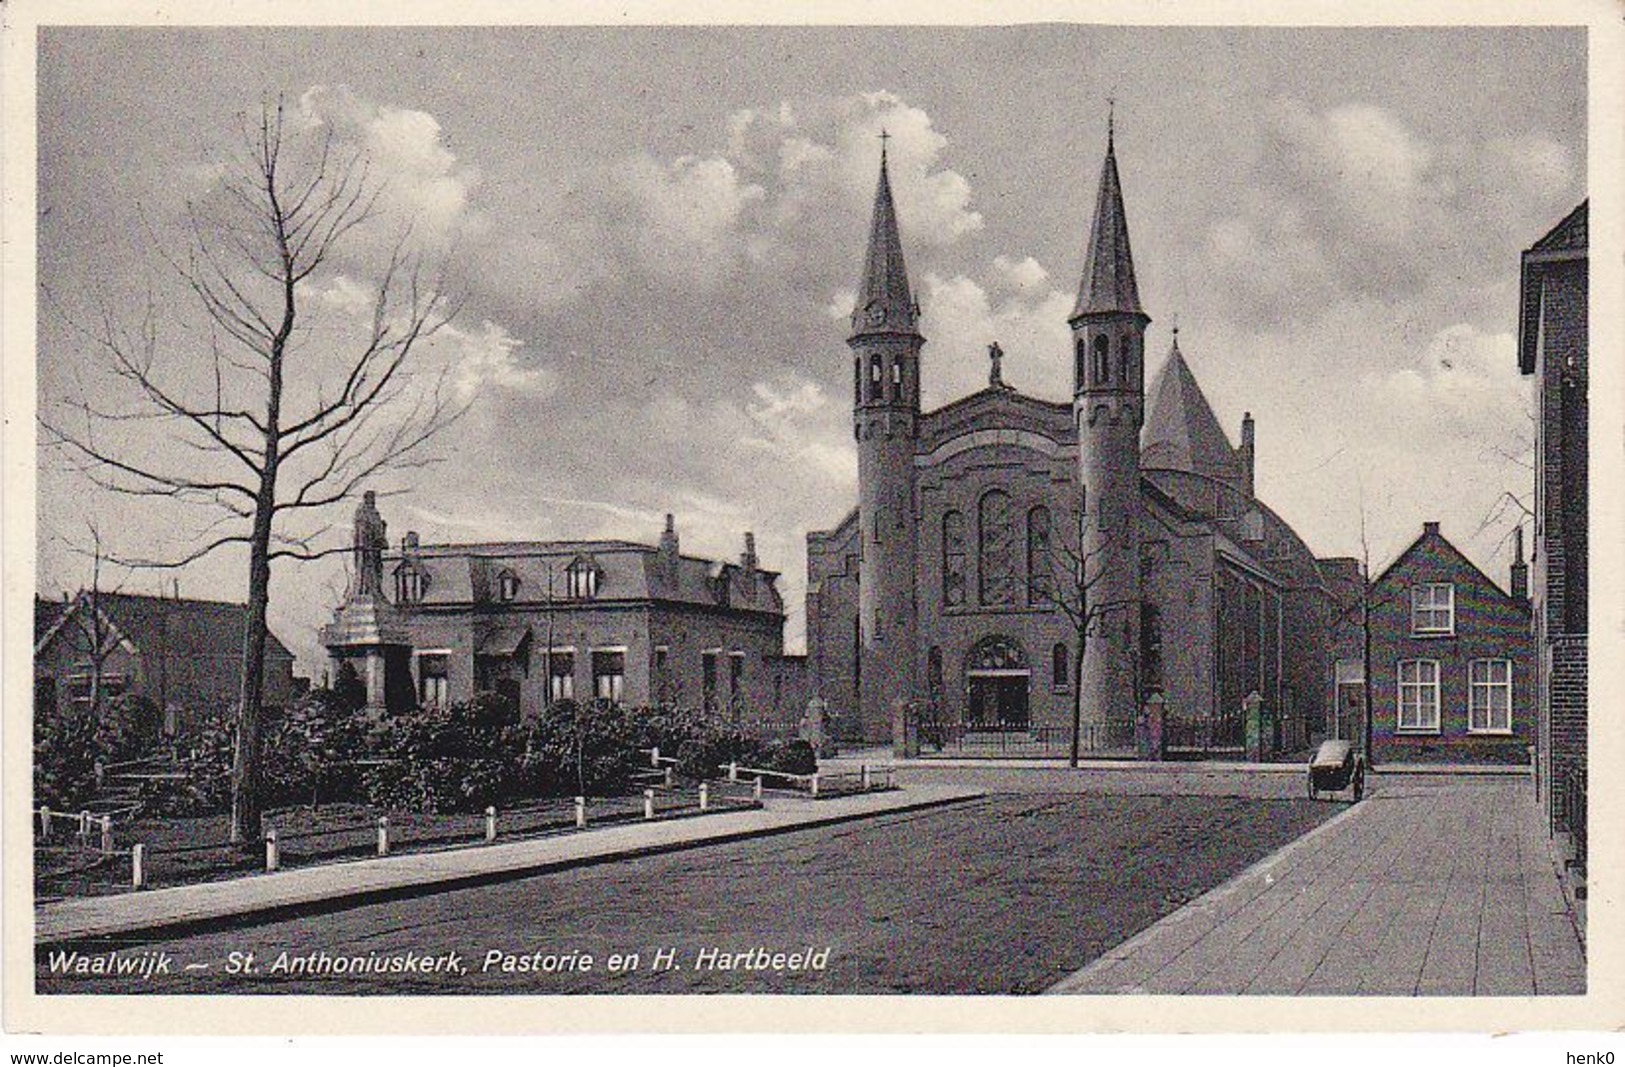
left=100, top=815, right=114, bottom=854
left=643, top=789, right=656, bottom=820
left=699, top=782, right=710, bottom=811
left=265, top=829, right=279, bottom=872
left=860, top=765, right=870, bottom=790
left=575, top=796, right=587, bottom=828
left=810, top=774, right=820, bottom=798
left=728, top=760, right=738, bottom=782
left=79, top=810, right=92, bottom=845
left=651, top=746, right=660, bottom=768
left=131, top=843, right=145, bottom=889
left=485, top=806, right=498, bottom=843
left=753, top=776, right=763, bottom=801
left=39, top=806, right=51, bottom=843
left=376, top=816, right=390, bottom=857
left=665, top=767, right=674, bottom=787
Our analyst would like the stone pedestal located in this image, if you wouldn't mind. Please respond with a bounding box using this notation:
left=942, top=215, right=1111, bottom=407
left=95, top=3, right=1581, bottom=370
left=891, top=698, right=919, bottom=758
left=1243, top=691, right=1266, bottom=763
left=320, top=593, right=412, bottom=714
left=1137, top=692, right=1165, bottom=760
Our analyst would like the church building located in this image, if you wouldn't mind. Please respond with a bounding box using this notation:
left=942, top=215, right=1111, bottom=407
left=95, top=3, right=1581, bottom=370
left=806, top=125, right=1341, bottom=755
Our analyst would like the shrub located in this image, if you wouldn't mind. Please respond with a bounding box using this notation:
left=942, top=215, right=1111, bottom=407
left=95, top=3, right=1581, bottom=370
left=363, top=692, right=526, bottom=813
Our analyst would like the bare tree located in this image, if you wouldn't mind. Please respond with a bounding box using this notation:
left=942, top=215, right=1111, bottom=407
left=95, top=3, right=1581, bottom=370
left=41, top=99, right=463, bottom=844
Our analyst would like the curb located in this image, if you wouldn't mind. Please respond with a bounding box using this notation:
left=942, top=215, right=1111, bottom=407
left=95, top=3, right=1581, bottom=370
left=35, top=788, right=983, bottom=952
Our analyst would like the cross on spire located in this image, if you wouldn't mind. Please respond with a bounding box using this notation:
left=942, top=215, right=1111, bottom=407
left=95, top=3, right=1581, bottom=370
left=1107, top=94, right=1116, bottom=149
left=879, top=127, right=890, bottom=161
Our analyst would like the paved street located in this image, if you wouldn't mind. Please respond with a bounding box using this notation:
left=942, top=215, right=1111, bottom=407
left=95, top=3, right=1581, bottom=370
left=1051, top=774, right=1584, bottom=995
left=37, top=790, right=1332, bottom=995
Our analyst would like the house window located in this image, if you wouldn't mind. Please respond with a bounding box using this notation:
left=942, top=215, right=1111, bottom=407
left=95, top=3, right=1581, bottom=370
left=978, top=489, right=1014, bottom=606
left=592, top=650, right=625, bottom=703
left=1397, top=659, right=1440, bottom=733
left=729, top=652, right=745, bottom=715
left=548, top=651, right=575, bottom=703
left=1469, top=659, right=1513, bottom=733
left=654, top=645, right=670, bottom=705
left=1052, top=643, right=1069, bottom=692
left=1026, top=505, right=1052, bottom=606
left=566, top=559, right=599, bottom=599
left=943, top=511, right=967, bottom=608
left=418, top=654, right=449, bottom=709
left=1410, top=583, right=1455, bottom=635
left=398, top=567, right=426, bottom=604
left=497, top=570, right=520, bottom=602
left=702, top=651, right=719, bottom=713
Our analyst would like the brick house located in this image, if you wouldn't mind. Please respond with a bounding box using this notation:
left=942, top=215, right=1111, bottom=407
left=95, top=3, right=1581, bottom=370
left=1519, top=200, right=1587, bottom=866
left=322, top=495, right=808, bottom=732
left=1364, top=522, right=1534, bottom=764
left=34, top=590, right=300, bottom=739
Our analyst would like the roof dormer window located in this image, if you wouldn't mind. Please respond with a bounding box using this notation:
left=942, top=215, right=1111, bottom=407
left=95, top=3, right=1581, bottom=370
left=397, top=565, right=427, bottom=604
left=566, top=557, right=600, bottom=599
left=497, top=569, right=520, bottom=602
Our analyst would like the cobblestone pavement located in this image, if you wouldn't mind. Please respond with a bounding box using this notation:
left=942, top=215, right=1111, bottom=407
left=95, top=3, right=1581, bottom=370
left=37, top=791, right=1334, bottom=995
left=1050, top=775, right=1585, bottom=995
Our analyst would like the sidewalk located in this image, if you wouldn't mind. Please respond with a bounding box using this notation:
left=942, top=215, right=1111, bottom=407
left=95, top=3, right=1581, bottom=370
left=1048, top=775, right=1584, bottom=995
left=35, top=785, right=980, bottom=949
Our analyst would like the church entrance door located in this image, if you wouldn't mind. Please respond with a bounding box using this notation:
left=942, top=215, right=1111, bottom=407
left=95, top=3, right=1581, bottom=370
left=967, top=672, right=1030, bottom=730
left=964, top=635, right=1031, bottom=731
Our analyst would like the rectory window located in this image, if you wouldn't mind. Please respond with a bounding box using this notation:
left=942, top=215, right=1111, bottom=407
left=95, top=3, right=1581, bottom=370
left=592, top=649, right=625, bottom=703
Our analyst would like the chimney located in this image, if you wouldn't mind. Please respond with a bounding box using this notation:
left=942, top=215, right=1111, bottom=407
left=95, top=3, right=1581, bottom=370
left=1239, top=412, right=1255, bottom=497
left=742, top=531, right=758, bottom=574
left=1423, top=521, right=1441, bottom=538
left=1511, top=525, right=1529, bottom=605
left=659, top=513, right=679, bottom=557
left=403, top=531, right=419, bottom=551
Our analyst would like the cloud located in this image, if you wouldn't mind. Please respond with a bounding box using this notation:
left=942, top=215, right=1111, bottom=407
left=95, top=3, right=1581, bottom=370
left=615, top=153, right=767, bottom=287
left=297, top=85, right=482, bottom=250
left=918, top=265, right=1074, bottom=406
left=1205, top=97, right=1584, bottom=324
left=443, top=320, right=557, bottom=401
left=1371, top=323, right=1527, bottom=441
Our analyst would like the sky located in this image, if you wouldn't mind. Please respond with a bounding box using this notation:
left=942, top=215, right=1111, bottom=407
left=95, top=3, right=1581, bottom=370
left=33, top=24, right=1587, bottom=672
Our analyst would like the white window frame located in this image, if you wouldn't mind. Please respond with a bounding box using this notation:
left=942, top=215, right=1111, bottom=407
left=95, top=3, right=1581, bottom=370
left=498, top=571, right=520, bottom=602
left=1468, top=658, right=1513, bottom=734
left=547, top=648, right=576, bottom=703
left=415, top=650, right=452, bottom=709
left=1410, top=582, right=1455, bottom=636
left=591, top=646, right=628, bottom=704
left=1396, top=658, right=1441, bottom=733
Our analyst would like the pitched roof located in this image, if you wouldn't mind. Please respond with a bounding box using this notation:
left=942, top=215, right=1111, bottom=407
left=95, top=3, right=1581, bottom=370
left=849, top=146, right=921, bottom=340
left=38, top=591, right=296, bottom=661
left=1518, top=200, right=1587, bottom=374
left=1370, top=522, right=1517, bottom=602
left=1140, top=335, right=1244, bottom=486
left=1072, top=129, right=1144, bottom=319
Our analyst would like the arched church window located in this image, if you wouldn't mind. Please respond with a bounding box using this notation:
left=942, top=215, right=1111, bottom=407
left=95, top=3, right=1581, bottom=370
left=891, top=359, right=903, bottom=401
left=854, top=356, right=862, bottom=406
left=868, top=354, right=882, bottom=402
left=1026, top=505, right=1053, bottom=606
left=1075, top=338, right=1087, bottom=393
left=1093, top=335, right=1110, bottom=384
left=943, top=511, right=967, bottom=608
left=1052, top=643, right=1070, bottom=691
left=978, top=490, right=1014, bottom=606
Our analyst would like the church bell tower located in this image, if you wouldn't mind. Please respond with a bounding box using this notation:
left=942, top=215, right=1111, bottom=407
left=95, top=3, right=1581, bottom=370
left=849, top=140, right=923, bottom=744
left=1071, top=118, right=1149, bottom=744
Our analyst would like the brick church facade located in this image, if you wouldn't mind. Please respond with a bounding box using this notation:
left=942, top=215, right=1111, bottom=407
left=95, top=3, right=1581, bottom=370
left=807, top=126, right=1343, bottom=754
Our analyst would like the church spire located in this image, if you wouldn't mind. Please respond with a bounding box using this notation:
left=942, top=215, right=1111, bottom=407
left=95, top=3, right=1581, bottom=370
left=850, top=137, right=921, bottom=340
left=1071, top=118, right=1144, bottom=320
